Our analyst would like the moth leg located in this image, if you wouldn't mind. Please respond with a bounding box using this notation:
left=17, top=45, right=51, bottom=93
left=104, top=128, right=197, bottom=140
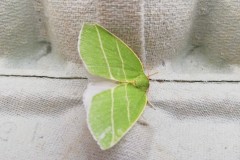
left=147, top=101, right=157, bottom=110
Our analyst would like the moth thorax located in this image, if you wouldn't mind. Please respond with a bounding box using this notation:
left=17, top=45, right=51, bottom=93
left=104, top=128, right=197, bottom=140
left=134, top=74, right=149, bottom=91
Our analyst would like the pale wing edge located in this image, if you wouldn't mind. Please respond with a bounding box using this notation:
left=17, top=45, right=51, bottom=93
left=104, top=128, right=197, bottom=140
left=78, top=23, right=91, bottom=75
left=78, top=24, right=117, bottom=81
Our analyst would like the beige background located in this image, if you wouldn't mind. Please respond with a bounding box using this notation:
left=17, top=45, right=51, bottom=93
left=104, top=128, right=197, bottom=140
left=0, top=0, right=240, bottom=159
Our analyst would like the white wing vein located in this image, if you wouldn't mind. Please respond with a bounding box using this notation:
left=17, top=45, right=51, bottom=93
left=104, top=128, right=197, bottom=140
left=95, top=26, right=114, bottom=79
left=116, top=40, right=127, bottom=80
left=116, top=41, right=130, bottom=123
left=124, top=85, right=130, bottom=123
left=110, top=89, right=115, bottom=145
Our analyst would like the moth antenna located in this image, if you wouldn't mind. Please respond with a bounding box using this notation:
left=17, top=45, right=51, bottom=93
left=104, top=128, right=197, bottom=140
left=144, top=64, right=150, bottom=77
left=148, top=71, right=159, bottom=78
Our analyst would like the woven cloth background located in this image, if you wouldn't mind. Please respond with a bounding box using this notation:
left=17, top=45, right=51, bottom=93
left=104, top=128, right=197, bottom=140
left=0, top=0, right=240, bottom=160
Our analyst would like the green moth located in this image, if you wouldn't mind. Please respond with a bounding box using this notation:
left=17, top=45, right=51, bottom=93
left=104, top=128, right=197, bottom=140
left=78, top=23, right=149, bottom=150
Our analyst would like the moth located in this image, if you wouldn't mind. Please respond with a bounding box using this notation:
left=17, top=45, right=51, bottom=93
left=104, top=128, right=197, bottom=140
left=78, top=23, right=149, bottom=150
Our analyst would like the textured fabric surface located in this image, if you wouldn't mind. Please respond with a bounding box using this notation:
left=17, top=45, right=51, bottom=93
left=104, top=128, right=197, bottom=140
left=1, top=0, right=240, bottom=79
left=1, top=0, right=240, bottom=159
left=1, top=78, right=240, bottom=160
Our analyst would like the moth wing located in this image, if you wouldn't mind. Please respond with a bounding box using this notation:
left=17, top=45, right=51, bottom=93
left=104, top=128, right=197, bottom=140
left=78, top=24, right=145, bottom=81
left=88, top=84, right=147, bottom=150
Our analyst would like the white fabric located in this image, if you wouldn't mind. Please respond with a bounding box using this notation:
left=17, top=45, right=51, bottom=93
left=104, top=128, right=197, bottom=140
left=1, top=0, right=240, bottom=159
left=1, top=0, right=240, bottom=79
left=1, top=78, right=240, bottom=160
